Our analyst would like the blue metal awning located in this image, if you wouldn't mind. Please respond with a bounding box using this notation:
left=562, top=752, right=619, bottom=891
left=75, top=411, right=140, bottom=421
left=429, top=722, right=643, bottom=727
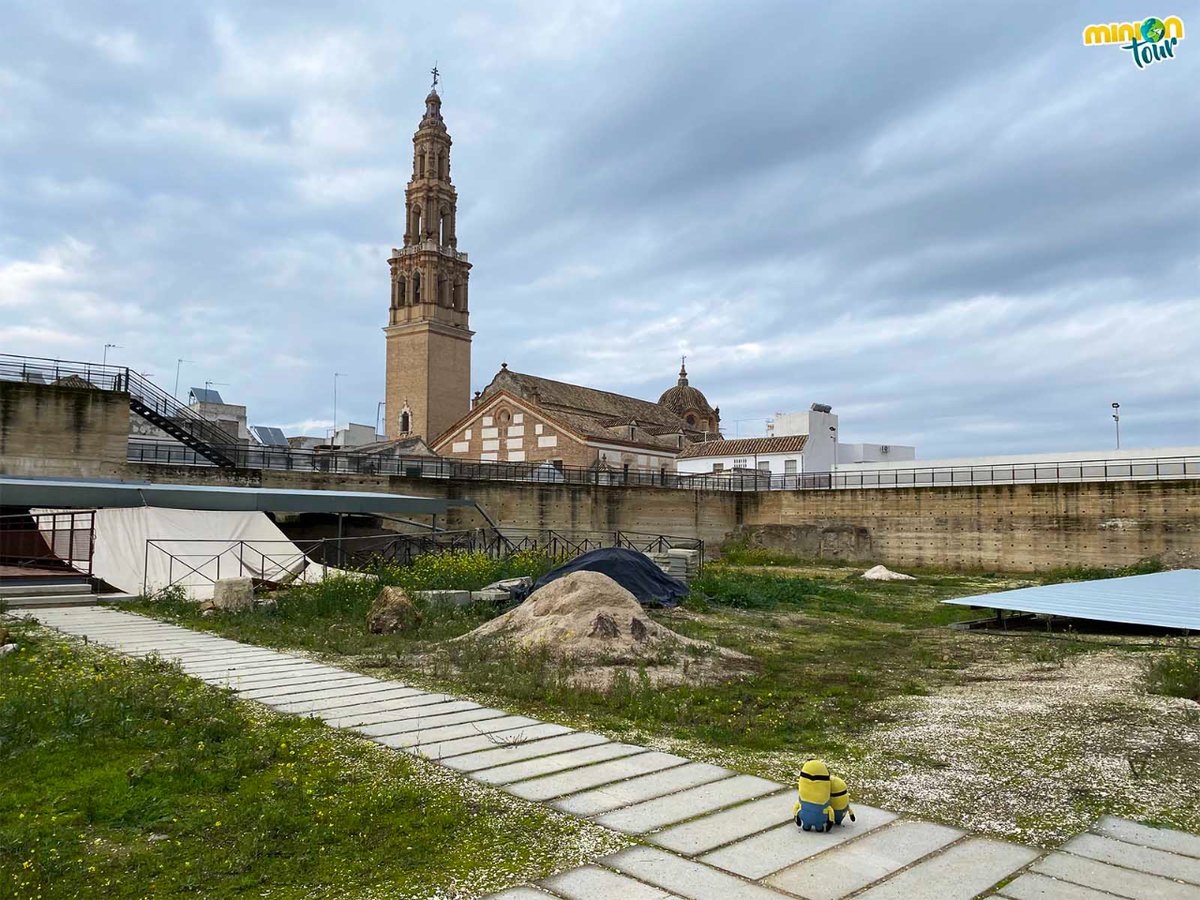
left=0, top=475, right=470, bottom=517
left=943, top=570, right=1200, bottom=630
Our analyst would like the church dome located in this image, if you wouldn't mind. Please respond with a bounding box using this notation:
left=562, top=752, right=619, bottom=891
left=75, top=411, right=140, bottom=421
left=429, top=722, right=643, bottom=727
left=658, top=362, right=719, bottom=431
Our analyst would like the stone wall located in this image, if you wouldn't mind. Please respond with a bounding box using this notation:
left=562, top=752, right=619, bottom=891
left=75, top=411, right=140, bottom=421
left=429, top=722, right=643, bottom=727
left=0, top=381, right=129, bottom=479
left=121, top=461, right=1199, bottom=573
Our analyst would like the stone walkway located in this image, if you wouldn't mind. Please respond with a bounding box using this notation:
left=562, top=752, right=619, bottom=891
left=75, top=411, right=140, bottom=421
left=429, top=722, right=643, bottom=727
left=21, top=606, right=1200, bottom=900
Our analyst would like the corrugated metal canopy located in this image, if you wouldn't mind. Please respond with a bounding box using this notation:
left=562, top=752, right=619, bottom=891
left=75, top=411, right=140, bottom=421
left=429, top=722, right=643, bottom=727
left=0, top=475, right=469, bottom=517
left=943, top=570, right=1200, bottom=630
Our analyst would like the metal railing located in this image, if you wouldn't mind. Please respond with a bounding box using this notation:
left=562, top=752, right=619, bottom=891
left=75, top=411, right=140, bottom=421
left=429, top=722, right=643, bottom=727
left=0, top=510, right=95, bottom=577
left=126, top=437, right=1200, bottom=492
left=143, top=528, right=704, bottom=595
left=0, top=353, right=236, bottom=461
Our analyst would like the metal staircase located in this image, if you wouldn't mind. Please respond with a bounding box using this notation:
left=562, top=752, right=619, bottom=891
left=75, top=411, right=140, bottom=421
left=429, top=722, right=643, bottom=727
left=0, top=354, right=240, bottom=469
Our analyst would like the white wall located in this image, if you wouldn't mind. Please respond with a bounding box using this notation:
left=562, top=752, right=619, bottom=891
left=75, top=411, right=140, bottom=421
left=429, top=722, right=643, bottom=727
left=838, top=443, right=916, bottom=464
left=837, top=446, right=1199, bottom=471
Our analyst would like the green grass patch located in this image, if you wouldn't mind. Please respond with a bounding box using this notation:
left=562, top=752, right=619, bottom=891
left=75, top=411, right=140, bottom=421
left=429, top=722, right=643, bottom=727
left=1146, top=641, right=1200, bottom=703
left=0, top=622, right=619, bottom=899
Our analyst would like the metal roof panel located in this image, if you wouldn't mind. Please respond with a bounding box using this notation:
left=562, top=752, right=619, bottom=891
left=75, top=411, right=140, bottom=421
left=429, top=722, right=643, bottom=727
left=942, top=570, right=1200, bottom=630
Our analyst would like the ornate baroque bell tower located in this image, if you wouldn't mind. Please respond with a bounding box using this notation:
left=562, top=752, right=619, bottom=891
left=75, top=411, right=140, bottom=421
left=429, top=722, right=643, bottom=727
left=384, top=78, right=473, bottom=441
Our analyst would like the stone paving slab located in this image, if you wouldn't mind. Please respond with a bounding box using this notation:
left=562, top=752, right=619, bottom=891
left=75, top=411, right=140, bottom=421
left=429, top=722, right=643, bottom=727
left=552, top=762, right=733, bottom=817
left=1093, top=816, right=1200, bottom=860
left=651, top=790, right=795, bottom=856
left=323, top=699, right=481, bottom=728
left=595, top=776, right=782, bottom=836
left=700, top=804, right=898, bottom=879
left=766, top=820, right=963, bottom=899
left=1063, top=833, right=1200, bottom=886
left=488, top=889, right=558, bottom=899
left=270, top=687, right=423, bottom=714
left=604, top=846, right=794, bottom=899
left=475, top=742, right=648, bottom=787
left=181, top=655, right=314, bottom=671
left=1031, top=851, right=1200, bottom=900
left=441, top=732, right=611, bottom=772
left=412, top=723, right=574, bottom=760
left=997, top=871, right=1118, bottom=900
left=541, top=863, right=681, bottom=899
left=238, top=679, right=390, bottom=701
left=853, top=838, right=1039, bottom=900
left=379, top=715, right=545, bottom=749
left=224, top=671, right=364, bottom=691
left=353, top=707, right=509, bottom=738
left=507, top=752, right=689, bottom=802
left=316, top=693, right=462, bottom=722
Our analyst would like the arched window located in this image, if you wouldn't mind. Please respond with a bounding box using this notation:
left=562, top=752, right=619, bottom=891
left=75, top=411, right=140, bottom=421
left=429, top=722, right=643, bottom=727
left=417, top=152, right=426, bottom=177
left=686, top=414, right=696, bottom=426
left=412, top=271, right=422, bottom=304
left=437, top=151, right=446, bottom=179
left=410, top=206, right=422, bottom=242
left=399, top=411, right=411, bottom=433
left=394, top=275, right=405, bottom=308
left=439, top=207, right=451, bottom=245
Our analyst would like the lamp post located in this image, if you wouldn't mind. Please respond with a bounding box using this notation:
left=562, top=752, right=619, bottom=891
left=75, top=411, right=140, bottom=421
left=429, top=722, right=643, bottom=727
left=174, top=359, right=193, bottom=399
left=829, top=424, right=838, bottom=489
left=332, top=373, right=347, bottom=443
left=102, top=343, right=121, bottom=365
left=1112, top=402, right=1120, bottom=450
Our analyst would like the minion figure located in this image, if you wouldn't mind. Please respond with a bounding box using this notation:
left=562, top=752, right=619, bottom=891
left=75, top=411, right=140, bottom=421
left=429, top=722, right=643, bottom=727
left=793, top=758, right=834, bottom=832
left=829, top=775, right=856, bottom=826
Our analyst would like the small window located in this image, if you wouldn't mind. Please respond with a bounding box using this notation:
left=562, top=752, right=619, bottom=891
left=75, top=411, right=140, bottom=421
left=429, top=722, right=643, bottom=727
left=399, top=411, right=411, bottom=433
left=733, top=458, right=748, bottom=469
left=497, top=409, right=511, bottom=426
left=758, top=461, right=770, bottom=471
left=686, top=414, right=696, bottom=426
left=784, top=459, right=798, bottom=475
left=713, top=463, right=724, bottom=473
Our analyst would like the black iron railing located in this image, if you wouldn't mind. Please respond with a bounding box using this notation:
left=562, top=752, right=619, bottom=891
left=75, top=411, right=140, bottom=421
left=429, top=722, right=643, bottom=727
left=143, top=528, right=704, bottom=595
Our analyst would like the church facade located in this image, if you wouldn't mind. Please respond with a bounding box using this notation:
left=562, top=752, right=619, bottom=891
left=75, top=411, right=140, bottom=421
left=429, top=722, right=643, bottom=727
left=386, top=84, right=721, bottom=471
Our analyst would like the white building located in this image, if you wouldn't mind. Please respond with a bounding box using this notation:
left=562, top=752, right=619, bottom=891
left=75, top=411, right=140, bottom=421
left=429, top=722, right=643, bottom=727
left=676, top=404, right=914, bottom=476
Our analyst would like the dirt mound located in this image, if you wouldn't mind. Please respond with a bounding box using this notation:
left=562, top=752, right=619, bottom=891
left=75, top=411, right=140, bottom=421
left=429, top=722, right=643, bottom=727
left=456, top=572, right=748, bottom=688
left=862, top=564, right=916, bottom=581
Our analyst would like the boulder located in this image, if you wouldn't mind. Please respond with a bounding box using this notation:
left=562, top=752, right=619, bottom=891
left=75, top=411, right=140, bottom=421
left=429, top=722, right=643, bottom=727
left=212, top=577, right=254, bottom=611
left=0, top=643, right=17, bottom=657
left=470, top=589, right=511, bottom=606
left=367, top=586, right=423, bottom=634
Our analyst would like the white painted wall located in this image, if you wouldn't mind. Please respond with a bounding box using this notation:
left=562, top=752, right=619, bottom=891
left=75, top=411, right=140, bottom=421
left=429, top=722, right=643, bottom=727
left=838, top=443, right=916, bottom=464
left=837, top=446, right=1199, bottom=470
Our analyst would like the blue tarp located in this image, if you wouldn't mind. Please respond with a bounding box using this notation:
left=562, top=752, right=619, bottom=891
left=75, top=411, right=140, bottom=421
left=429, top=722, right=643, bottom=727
left=515, top=547, right=689, bottom=608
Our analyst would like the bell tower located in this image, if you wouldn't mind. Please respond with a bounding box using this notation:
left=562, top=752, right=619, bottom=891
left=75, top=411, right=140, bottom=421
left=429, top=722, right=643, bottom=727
left=384, top=74, right=473, bottom=441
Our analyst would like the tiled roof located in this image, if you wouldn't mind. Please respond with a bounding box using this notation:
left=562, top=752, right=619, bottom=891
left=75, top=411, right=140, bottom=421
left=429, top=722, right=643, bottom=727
left=479, top=368, right=720, bottom=450
left=677, top=434, right=808, bottom=459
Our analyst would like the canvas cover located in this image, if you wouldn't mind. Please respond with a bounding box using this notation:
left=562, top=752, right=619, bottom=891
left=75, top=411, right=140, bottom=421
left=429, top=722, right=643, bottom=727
left=34, top=507, right=313, bottom=600
left=513, top=546, right=689, bottom=608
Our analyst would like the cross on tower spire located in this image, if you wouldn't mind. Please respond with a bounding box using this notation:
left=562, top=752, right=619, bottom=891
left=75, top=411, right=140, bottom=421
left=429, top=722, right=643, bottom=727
left=430, top=63, right=440, bottom=90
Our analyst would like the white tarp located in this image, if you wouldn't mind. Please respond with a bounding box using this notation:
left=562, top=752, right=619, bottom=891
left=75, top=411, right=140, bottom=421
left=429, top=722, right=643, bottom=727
left=34, top=507, right=312, bottom=600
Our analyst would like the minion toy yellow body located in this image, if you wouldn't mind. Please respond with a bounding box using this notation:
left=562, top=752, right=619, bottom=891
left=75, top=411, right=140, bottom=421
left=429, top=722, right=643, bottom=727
left=793, top=758, right=834, bottom=832
left=829, top=775, right=856, bottom=826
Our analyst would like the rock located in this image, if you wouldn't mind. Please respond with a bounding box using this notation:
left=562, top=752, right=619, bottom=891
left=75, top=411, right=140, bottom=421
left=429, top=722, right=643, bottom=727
left=0, top=643, right=18, bottom=656
left=255, top=597, right=278, bottom=611
left=415, top=589, right=472, bottom=609
left=200, top=609, right=214, bottom=617
left=367, top=586, right=423, bottom=634
left=211, top=577, right=254, bottom=611
left=198, top=599, right=215, bottom=612
left=861, top=564, right=916, bottom=582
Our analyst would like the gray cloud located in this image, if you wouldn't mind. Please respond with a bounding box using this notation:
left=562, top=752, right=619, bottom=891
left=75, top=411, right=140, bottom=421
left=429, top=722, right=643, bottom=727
left=0, top=0, right=1196, bottom=456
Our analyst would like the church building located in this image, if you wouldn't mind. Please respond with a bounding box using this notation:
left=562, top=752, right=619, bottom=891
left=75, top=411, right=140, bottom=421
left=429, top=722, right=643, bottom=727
left=385, top=81, right=721, bottom=471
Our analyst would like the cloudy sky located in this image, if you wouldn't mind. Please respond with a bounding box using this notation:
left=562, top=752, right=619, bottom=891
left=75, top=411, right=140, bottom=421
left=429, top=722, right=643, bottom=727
left=1, top=1, right=1196, bottom=456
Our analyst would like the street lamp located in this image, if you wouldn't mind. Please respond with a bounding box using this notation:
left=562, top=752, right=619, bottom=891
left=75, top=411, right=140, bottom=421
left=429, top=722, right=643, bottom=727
left=332, top=373, right=347, bottom=443
left=102, top=343, right=122, bottom=365
left=829, top=424, right=838, bottom=488
left=174, top=359, right=193, bottom=399
left=1112, top=402, right=1120, bottom=450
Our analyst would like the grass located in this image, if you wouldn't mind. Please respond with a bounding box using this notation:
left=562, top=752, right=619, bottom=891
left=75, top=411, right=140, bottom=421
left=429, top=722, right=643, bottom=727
left=1145, top=640, right=1200, bottom=702
left=0, top=621, right=622, bottom=899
